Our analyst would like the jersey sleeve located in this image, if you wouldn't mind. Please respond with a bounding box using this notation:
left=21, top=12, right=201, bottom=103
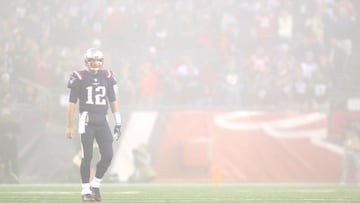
left=67, top=71, right=82, bottom=103
left=106, top=70, right=117, bottom=86
left=106, top=70, right=118, bottom=102
left=67, top=71, right=82, bottom=89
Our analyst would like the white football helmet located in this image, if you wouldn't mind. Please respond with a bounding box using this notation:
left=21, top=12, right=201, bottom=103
left=84, top=48, right=104, bottom=73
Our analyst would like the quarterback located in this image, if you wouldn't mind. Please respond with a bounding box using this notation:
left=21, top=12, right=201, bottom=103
left=66, top=48, right=121, bottom=201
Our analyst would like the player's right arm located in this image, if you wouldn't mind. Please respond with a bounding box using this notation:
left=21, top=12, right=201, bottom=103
left=66, top=71, right=81, bottom=139
left=66, top=102, right=76, bottom=139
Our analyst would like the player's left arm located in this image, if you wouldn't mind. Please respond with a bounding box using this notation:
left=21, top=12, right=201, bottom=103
left=108, top=75, right=122, bottom=140
left=110, top=100, right=120, bottom=113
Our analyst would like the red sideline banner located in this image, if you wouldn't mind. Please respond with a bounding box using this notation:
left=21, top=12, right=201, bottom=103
left=153, top=111, right=359, bottom=183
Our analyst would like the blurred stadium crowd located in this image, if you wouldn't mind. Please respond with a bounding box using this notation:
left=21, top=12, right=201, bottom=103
left=0, top=0, right=359, bottom=110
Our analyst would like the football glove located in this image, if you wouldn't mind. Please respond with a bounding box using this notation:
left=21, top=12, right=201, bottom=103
left=113, top=125, right=121, bottom=141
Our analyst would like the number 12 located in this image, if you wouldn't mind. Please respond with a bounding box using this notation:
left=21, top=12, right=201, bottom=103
left=86, top=86, right=106, bottom=105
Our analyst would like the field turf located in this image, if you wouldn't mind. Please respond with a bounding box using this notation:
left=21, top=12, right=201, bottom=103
left=0, top=183, right=359, bottom=203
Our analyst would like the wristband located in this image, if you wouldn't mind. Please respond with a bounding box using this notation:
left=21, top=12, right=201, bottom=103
left=113, top=112, right=121, bottom=125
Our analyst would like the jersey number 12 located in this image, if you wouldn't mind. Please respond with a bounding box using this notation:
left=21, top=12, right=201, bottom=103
left=86, top=86, right=106, bottom=105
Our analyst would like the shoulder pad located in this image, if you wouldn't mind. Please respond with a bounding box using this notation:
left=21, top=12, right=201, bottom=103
left=106, top=70, right=113, bottom=78
left=73, top=71, right=83, bottom=80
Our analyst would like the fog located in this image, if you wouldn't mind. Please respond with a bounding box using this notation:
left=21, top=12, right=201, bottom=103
left=0, top=0, right=360, bottom=184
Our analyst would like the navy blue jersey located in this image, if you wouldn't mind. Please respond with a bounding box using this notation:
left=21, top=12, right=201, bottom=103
left=67, top=69, right=117, bottom=114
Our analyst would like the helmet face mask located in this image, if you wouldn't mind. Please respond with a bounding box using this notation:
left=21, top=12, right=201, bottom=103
left=84, top=48, right=104, bottom=73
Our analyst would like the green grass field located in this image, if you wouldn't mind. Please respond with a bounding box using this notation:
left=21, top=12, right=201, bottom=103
left=0, top=183, right=359, bottom=203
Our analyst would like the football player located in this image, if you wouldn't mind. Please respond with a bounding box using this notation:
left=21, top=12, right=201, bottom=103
left=66, top=48, right=122, bottom=202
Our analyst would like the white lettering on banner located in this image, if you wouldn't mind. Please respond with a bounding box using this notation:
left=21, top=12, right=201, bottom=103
left=214, top=111, right=344, bottom=154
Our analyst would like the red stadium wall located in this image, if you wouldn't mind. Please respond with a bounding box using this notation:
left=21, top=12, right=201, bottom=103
left=327, top=111, right=360, bottom=140
left=10, top=109, right=360, bottom=183
left=153, top=111, right=348, bottom=183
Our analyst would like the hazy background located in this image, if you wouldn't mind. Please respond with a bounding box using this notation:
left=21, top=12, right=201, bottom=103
left=1, top=0, right=360, bottom=183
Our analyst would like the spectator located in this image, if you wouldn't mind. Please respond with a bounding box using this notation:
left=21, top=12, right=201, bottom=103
left=340, top=120, right=360, bottom=185
left=0, top=108, right=21, bottom=183
left=128, top=143, right=156, bottom=183
left=217, top=58, right=243, bottom=106
left=174, top=56, right=202, bottom=105
left=300, top=51, right=319, bottom=81
left=0, top=0, right=358, bottom=110
left=0, top=73, right=17, bottom=106
left=137, top=63, right=159, bottom=106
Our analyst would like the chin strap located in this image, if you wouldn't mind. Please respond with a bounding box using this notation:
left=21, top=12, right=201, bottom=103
left=88, top=67, right=99, bottom=72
